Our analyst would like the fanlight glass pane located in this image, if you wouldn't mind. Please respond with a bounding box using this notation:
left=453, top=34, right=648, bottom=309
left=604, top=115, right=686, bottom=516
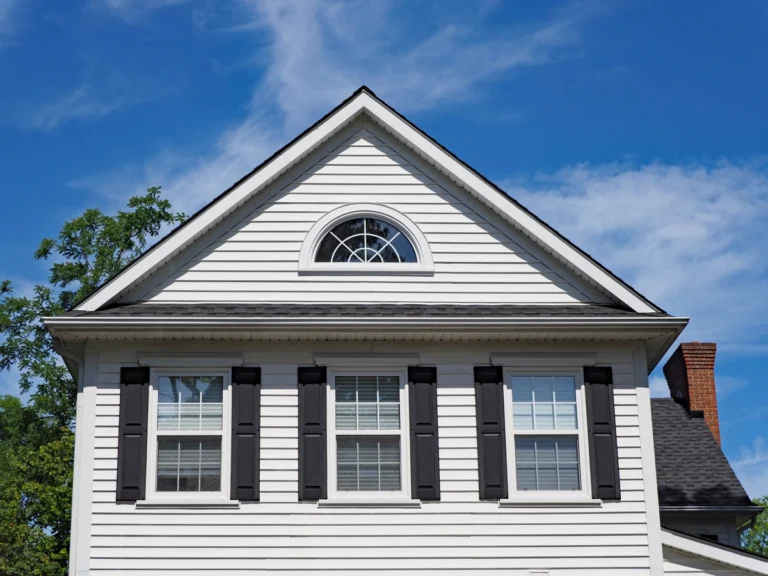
left=337, top=436, right=401, bottom=492
left=515, top=436, right=580, bottom=491
left=157, top=437, right=221, bottom=492
left=315, top=218, right=417, bottom=263
left=157, top=376, right=224, bottom=431
left=335, top=375, right=400, bottom=431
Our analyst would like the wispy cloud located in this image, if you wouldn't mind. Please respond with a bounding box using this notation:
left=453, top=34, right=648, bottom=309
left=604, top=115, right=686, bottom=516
left=505, top=161, right=768, bottom=349
left=0, top=0, right=21, bottom=39
left=76, top=0, right=595, bottom=215
left=93, top=0, right=189, bottom=21
left=24, top=67, right=174, bottom=130
left=733, top=437, right=768, bottom=498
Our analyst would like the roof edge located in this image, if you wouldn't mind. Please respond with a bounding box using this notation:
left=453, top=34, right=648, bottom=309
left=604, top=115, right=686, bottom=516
left=662, top=528, right=768, bottom=574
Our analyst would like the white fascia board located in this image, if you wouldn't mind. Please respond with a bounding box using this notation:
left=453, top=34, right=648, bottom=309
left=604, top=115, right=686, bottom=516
left=137, top=353, right=244, bottom=367
left=76, top=87, right=660, bottom=313
left=490, top=352, right=597, bottom=366
left=662, top=529, right=768, bottom=575
left=357, top=92, right=658, bottom=313
left=314, top=353, right=420, bottom=367
left=75, top=97, right=368, bottom=312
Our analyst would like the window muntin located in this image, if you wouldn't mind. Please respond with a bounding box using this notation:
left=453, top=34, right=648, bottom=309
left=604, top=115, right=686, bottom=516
left=315, top=218, right=417, bottom=263
left=328, top=372, right=409, bottom=498
left=506, top=373, right=589, bottom=494
left=147, top=372, right=231, bottom=499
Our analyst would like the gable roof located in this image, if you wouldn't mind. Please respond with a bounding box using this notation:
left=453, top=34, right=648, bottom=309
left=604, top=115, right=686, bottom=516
left=75, top=86, right=665, bottom=313
left=652, top=398, right=756, bottom=510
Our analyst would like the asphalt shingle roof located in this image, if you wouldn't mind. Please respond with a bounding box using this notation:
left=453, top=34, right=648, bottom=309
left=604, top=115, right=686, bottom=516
left=652, top=398, right=753, bottom=508
left=64, top=303, right=668, bottom=318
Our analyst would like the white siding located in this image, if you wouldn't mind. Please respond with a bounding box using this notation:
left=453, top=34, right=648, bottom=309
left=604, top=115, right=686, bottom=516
left=664, top=546, right=757, bottom=575
left=126, top=122, right=610, bottom=305
left=84, top=341, right=654, bottom=575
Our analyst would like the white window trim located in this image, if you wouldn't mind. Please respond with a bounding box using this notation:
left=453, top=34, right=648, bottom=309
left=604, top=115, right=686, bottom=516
left=144, top=368, right=233, bottom=503
left=298, top=204, right=434, bottom=275
left=502, top=367, right=592, bottom=501
left=325, top=367, right=412, bottom=503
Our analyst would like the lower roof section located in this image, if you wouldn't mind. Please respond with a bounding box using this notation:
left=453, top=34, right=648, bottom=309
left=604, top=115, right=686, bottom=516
left=63, top=302, right=668, bottom=318
left=663, top=528, right=768, bottom=575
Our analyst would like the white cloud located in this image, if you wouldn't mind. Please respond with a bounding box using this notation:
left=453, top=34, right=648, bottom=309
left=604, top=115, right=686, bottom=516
left=733, top=437, right=768, bottom=499
left=76, top=0, right=594, bottom=216
left=93, top=0, right=188, bottom=21
left=25, top=68, right=174, bottom=130
left=0, top=0, right=20, bottom=38
left=505, top=161, right=768, bottom=349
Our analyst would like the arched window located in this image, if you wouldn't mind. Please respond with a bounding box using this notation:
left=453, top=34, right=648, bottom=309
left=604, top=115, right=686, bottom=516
left=298, top=204, right=434, bottom=274
left=315, top=218, right=417, bottom=263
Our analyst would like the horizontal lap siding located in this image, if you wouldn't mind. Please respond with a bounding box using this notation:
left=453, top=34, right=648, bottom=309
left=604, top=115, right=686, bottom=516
left=88, top=345, right=651, bottom=574
left=137, top=128, right=604, bottom=305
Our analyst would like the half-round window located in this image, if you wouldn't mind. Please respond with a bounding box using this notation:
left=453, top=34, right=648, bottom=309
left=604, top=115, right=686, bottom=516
left=315, top=218, right=417, bottom=263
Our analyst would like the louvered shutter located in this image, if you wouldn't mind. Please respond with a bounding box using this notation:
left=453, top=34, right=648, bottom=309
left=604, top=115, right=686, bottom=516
left=408, top=366, right=440, bottom=501
left=298, top=366, right=327, bottom=500
left=584, top=366, right=621, bottom=500
left=116, top=367, right=150, bottom=502
left=474, top=366, right=507, bottom=500
left=231, top=367, right=261, bottom=501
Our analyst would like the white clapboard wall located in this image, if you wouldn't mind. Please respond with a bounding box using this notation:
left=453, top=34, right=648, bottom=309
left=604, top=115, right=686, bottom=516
left=124, top=121, right=612, bottom=305
left=83, top=341, right=654, bottom=575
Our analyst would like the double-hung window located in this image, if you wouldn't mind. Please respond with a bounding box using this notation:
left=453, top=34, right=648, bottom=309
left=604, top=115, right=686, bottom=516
left=327, top=371, right=409, bottom=499
left=504, top=371, right=590, bottom=495
left=146, top=371, right=231, bottom=499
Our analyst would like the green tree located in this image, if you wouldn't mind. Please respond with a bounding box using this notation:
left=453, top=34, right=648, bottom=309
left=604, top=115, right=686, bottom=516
left=0, top=187, right=185, bottom=576
left=743, top=496, right=768, bottom=557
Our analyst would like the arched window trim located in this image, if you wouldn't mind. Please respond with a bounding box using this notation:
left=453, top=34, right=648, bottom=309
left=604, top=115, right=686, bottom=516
left=298, top=204, right=434, bottom=275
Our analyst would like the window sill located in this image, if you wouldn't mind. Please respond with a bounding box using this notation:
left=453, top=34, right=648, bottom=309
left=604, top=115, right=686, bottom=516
left=499, top=496, right=602, bottom=508
left=318, top=498, right=421, bottom=509
left=135, top=499, right=241, bottom=509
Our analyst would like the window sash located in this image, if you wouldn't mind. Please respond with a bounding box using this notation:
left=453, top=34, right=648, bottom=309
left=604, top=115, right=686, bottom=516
left=145, top=369, right=231, bottom=501
left=503, top=369, right=591, bottom=496
left=327, top=369, right=410, bottom=499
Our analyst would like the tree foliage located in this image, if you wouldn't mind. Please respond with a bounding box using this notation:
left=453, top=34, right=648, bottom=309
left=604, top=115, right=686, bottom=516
left=743, top=496, right=768, bottom=557
left=0, top=187, right=184, bottom=575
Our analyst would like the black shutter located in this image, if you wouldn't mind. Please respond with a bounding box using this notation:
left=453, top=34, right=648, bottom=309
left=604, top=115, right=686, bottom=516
left=298, top=366, right=327, bottom=501
left=408, top=366, right=440, bottom=501
left=584, top=366, right=621, bottom=500
left=231, top=367, right=261, bottom=501
left=116, top=367, right=150, bottom=502
left=474, top=366, right=507, bottom=500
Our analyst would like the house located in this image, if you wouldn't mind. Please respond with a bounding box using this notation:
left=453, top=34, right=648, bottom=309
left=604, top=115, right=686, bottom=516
left=45, top=86, right=766, bottom=576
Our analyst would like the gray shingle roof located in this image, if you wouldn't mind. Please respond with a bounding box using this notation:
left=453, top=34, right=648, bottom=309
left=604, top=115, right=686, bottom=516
left=652, top=398, right=753, bottom=508
left=64, top=303, right=668, bottom=318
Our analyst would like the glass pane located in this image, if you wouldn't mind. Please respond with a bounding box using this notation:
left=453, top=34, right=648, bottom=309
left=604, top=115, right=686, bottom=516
left=157, top=376, right=223, bottom=431
left=315, top=233, right=340, bottom=262
left=553, top=376, right=576, bottom=402
left=532, top=376, right=554, bottom=402
left=333, top=375, right=400, bottom=431
left=514, top=436, right=580, bottom=491
left=157, top=437, right=221, bottom=492
left=512, top=403, right=534, bottom=430
left=534, top=403, right=555, bottom=430
left=511, top=377, right=534, bottom=402
left=555, top=404, right=577, bottom=430
left=336, top=436, right=401, bottom=492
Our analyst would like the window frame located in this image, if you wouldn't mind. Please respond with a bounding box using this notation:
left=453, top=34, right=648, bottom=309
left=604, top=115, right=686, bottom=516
left=502, top=367, right=592, bottom=499
left=298, top=204, right=434, bottom=275
left=326, top=368, right=411, bottom=501
left=145, top=368, right=232, bottom=501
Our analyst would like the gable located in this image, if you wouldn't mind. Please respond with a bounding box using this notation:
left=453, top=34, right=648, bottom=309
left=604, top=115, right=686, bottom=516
left=75, top=87, right=662, bottom=313
left=121, top=121, right=613, bottom=305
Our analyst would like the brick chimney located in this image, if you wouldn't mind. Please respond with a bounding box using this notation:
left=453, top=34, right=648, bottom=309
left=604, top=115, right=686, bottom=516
left=663, top=342, right=720, bottom=445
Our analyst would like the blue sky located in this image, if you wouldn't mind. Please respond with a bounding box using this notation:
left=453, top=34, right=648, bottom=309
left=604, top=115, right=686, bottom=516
left=1, top=0, right=767, bottom=497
